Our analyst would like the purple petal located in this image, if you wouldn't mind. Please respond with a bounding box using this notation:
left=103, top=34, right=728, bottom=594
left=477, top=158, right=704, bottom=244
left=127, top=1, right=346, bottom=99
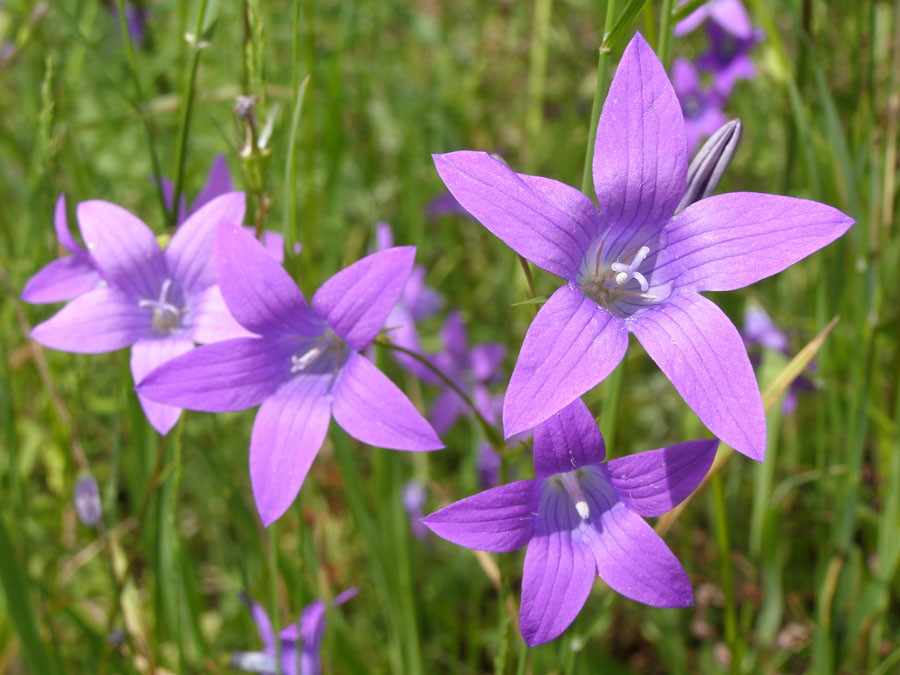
left=429, top=387, right=466, bottom=435
left=374, top=221, right=394, bottom=251
left=241, top=226, right=285, bottom=263
left=403, top=480, right=429, bottom=540
left=503, top=285, right=629, bottom=438
left=432, top=152, right=599, bottom=280
left=654, top=192, right=854, bottom=292
left=333, top=587, right=358, bottom=606
left=130, top=337, right=194, bottom=435
left=191, top=155, right=235, bottom=215
left=247, top=598, right=276, bottom=650
left=53, top=194, right=82, bottom=254
left=440, top=311, right=468, bottom=360
left=21, top=256, right=100, bottom=304
left=421, top=480, right=540, bottom=553
left=74, top=474, right=102, bottom=527
left=31, top=287, right=150, bottom=353
left=250, top=374, right=334, bottom=526
left=470, top=343, right=505, bottom=382
left=602, top=439, right=718, bottom=517
left=519, top=486, right=596, bottom=646
left=189, top=285, right=256, bottom=343
left=216, top=223, right=323, bottom=337
left=165, top=192, right=246, bottom=293
left=742, top=305, right=789, bottom=353
left=674, top=1, right=710, bottom=36
left=711, top=0, right=754, bottom=39
left=628, top=292, right=766, bottom=461
left=299, top=599, right=327, bottom=675
left=672, top=57, right=701, bottom=94
left=136, top=336, right=295, bottom=412
left=332, top=353, right=443, bottom=451
left=532, top=398, right=605, bottom=478
left=409, top=282, right=443, bottom=320
left=425, top=191, right=475, bottom=222
left=592, top=33, right=686, bottom=236
left=581, top=472, right=693, bottom=608
left=160, top=177, right=188, bottom=226
left=76, top=200, right=168, bottom=300
left=312, top=247, right=416, bottom=350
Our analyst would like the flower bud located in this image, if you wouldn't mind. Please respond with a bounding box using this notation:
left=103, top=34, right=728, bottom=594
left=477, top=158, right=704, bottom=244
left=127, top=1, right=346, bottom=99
left=74, top=474, right=102, bottom=527
left=677, top=119, right=742, bottom=212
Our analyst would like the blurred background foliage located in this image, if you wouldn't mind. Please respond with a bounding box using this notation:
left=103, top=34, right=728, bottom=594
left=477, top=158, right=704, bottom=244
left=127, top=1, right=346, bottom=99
left=0, top=0, right=898, bottom=673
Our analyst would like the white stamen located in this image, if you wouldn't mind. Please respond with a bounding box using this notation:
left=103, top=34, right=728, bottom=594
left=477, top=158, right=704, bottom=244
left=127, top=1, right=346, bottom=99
left=291, top=346, right=324, bottom=373
left=575, top=500, right=590, bottom=519
left=609, top=246, right=651, bottom=292
left=559, top=471, right=591, bottom=521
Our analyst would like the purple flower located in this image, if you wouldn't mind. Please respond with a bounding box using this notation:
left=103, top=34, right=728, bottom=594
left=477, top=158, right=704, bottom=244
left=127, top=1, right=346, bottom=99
left=137, top=224, right=443, bottom=525
left=74, top=474, right=102, bottom=527
left=234, top=588, right=357, bottom=675
left=113, top=2, right=147, bottom=47
left=425, top=191, right=475, bottom=223
left=372, top=222, right=443, bottom=380
left=423, top=398, right=718, bottom=646
left=675, top=0, right=754, bottom=40
left=21, top=195, right=103, bottom=304
left=477, top=442, right=501, bottom=488
left=429, top=311, right=505, bottom=434
left=672, top=58, right=728, bottom=154
left=30, top=194, right=250, bottom=435
left=403, top=480, right=429, bottom=540
left=696, top=22, right=763, bottom=96
left=432, top=33, right=853, bottom=461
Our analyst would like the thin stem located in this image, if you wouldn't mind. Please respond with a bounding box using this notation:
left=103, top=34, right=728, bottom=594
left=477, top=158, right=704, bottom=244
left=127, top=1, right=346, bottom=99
left=170, top=0, right=212, bottom=229
left=580, top=0, right=617, bottom=198
left=711, top=473, right=741, bottom=672
left=113, top=0, right=168, bottom=223
left=517, top=255, right=538, bottom=301
left=657, top=0, right=676, bottom=70
left=268, top=525, right=283, bottom=675
left=375, top=338, right=503, bottom=448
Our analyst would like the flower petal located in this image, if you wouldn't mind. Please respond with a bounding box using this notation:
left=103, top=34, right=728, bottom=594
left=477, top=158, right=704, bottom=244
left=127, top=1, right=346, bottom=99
left=165, top=192, right=246, bottom=293
left=429, top=387, right=466, bottom=435
left=332, top=353, right=443, bottom=451
left=245, top=598, right=276, bottom=650
left=21, top=256, right=100, bottom=304
left=76, top=200, right=167, bottom=300
left=136, top=336, right=295, bottom=412
left=312, top=247, right=416, bottom=350
left=653, top=192, right=854, bottom=292
left=421, top=480, right=540, bottom=553
left=250, top=375, right=333, bottom=526
left=580, top=475, right=693, bottom=608
left=31, top=287, right=150, bottom=353
left=215, top=223, right=323, bottom=337
left=674, top=2, right=710, bottom=36
left=440, top=311, right=468, bottom=360
left=503, top=285, right=629, bottom=438
left=432, top=151, right=599, bottom=280
left=711, top=0, right=754, bottom=39
left=592, top=33, right=686, bottom=239
left=299, top=599, right=327, bottom=675
left=191, top=154, right=235, bottom=215
left=189, top=285, right=256, bottom=343
left=628, top=292, right=765, bottom=460
left=470, top=343, right=505, bottom=382
left=130, top=337, right=194, bottom=435
left=519, top=486, right=597, bottom=646
left=601, top=439, right=718, bottom=517
left=532, top=398, right=606, bottom=478
left=54, top=194, right=83, bottom=254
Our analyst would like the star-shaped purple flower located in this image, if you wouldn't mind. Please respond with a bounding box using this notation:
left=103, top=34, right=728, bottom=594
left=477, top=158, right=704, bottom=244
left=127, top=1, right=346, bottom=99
left=675, top=0, right=754, bottom=40
left=137, top=224, right=444, bottom=525
left=234, top=588, right=357, bottom=675
left=432, top=33, right=853, bottom=461
left=30, top=193, right=251, bottom=435
left=372, top=222, right=443, bottom=380
left=697, top=22, right=763, bottom=96
left=21, top=195, right=103, bottom=304
left=423, top=398, right=718, bottom=646
left=429, top=311, right=505, bottom=434
left=672, top=57, right=728, bottom=154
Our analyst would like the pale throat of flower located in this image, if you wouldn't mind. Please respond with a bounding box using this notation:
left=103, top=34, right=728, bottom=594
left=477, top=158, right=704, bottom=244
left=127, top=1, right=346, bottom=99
left=290, top=329, right=345, bottom=377
left=578, top=239, right=659, bottom=315
left=556, top=471, right=591, bottom=521
left=139, top=278, right=185, bottom=335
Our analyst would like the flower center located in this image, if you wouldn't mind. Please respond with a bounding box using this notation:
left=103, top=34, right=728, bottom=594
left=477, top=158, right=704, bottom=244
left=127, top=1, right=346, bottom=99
left=290, top=330, right=345, bottom=376
left=559, top=471, right=590, bottom=520
left=578, top=239, right=661, bottom=317
left=138, top=279, right=184, bottom=335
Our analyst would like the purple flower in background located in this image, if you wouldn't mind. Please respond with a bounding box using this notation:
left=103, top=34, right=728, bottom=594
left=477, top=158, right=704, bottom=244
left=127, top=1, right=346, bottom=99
left=675, top=0, right=754, bottom=40
left=423, top=398, right=718, bottom=646
left=113, top=2, right=147, bottom=47
left=137, top=224, right=443, bottom=525
left=672, top=58, right=728, bottom=154
left=426, top=191, right=475, bottom=223
left=403, top=480, right=429, bottom=540
left=433, top=33, right=853, bottom=461
left=74, top=474, right=102, bottom=527
left=21, top=195, right=102, bottom=304
left=477, top=443, right=501, bottom=488
left=372, top=222, right=443, bottom=379
left=30, top=194, right=250, bottom=435
left=429, top=311, right=505, bottom=434
left=234, top=588, right=357, bottom=675
left=697, top=22, right=763, bottom=96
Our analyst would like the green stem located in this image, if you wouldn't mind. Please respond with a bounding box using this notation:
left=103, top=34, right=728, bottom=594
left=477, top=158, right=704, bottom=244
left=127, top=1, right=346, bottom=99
left=113, top=0, right=168, bottom=223
left=580, top=0, right=617, bottom=198
left=711, top=472, right=741, bottom=672
left=657, top=0, right=676, bottom=69
left=268, top=525, right=283, bottom=675
left=170, top=0, right=212, bottom=229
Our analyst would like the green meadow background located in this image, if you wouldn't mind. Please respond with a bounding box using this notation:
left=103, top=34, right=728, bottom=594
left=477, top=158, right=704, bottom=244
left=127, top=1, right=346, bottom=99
left=0, top=0, right=897, bottom=672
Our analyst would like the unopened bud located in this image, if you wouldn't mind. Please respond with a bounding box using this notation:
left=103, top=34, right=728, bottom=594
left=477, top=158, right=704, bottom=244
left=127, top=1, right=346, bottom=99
left=74, top=474, right=102, bottom=527
left=677, top=119, right=742, bottom=212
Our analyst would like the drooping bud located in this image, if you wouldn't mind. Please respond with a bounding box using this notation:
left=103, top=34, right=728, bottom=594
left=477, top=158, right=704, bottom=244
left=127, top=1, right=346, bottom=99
left=74, top=474, right=102, bottom=527
left=677, top=119, right=742, bottom=212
